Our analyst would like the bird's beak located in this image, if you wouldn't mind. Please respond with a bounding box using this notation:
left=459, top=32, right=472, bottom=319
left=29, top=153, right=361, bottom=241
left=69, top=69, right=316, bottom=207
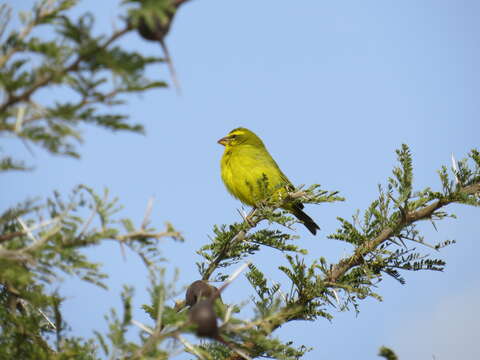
left=217, top=136, right=229, bottom=146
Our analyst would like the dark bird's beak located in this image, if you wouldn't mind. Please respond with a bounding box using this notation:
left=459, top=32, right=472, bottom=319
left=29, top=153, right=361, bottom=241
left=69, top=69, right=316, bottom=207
left=217, top=137, right=228, bottom=146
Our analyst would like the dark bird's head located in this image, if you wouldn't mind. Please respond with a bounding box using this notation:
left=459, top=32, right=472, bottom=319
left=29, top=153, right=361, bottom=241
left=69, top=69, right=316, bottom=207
left=217, top=127, right=265, bottom=148
left=185, top=280, right=220, bottom=307
left=185, top=280, right=221, bottom=338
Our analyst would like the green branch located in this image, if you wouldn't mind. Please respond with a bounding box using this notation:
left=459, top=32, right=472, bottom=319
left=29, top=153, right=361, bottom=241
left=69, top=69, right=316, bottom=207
left=326, top=181, right=479, bottom=284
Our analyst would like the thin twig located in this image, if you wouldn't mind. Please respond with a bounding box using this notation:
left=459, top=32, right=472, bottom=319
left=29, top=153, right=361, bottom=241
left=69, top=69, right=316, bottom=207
left=202, top=209, right=257, bottom=281
left=175, top=334, right=208, bottom=360
left=155, top=277, right=165, bottom=332
left=0, top=4, right=12, bottom=40
left=78, top=206, right=97, bottom=238
left=115, top=230, right=181, bottom=242
left=0, top=220, right=61, bottom=261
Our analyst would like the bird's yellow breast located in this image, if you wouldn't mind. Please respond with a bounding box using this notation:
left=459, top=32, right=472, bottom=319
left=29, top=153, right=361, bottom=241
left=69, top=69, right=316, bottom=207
left=220, top=144, right=290, bottom=206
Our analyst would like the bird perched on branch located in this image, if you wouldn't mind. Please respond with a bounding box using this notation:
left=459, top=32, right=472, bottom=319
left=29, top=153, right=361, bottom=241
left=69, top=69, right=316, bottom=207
left=218, top=127, right=320, bottom=235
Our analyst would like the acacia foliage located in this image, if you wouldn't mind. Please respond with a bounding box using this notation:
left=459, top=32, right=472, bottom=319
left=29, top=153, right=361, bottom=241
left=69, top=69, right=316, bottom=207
left=1, top=1, right=479, bottom=359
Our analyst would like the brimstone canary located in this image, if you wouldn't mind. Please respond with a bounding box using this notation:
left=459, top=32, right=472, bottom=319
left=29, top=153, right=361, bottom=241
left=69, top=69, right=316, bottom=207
left=218, top=127, right=320, bottom=235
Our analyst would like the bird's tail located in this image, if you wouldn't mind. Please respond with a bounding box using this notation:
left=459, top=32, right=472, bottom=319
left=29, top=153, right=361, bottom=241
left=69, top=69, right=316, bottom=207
left=291, top=205, right=320, bottom=235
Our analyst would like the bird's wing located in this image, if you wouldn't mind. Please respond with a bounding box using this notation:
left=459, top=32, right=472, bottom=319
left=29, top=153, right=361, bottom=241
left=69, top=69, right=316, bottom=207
left=255, top=149, right=304, bottom=207
left=248, top=147, right=295, bottom=191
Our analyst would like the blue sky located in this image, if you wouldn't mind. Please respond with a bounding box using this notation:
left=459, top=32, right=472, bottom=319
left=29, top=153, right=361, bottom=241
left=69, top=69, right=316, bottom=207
left=2, top=1, right=480, bottom=359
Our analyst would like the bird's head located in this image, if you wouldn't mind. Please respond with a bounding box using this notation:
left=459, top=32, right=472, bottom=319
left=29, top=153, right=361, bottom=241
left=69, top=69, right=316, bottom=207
left=217, top=127, right=265, bottom=148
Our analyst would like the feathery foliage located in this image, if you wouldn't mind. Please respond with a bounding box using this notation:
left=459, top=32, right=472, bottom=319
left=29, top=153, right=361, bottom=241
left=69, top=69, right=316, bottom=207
left=0, top=0, right=166, bottom=168
left=1, top=1, right=479, bottom=359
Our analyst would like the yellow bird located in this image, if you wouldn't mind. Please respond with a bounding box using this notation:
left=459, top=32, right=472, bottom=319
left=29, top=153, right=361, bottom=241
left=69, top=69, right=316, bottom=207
left=218, top=127, right=320, bottom=235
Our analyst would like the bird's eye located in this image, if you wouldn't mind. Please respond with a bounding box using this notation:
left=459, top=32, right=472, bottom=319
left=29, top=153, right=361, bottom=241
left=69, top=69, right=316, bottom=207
left=230, top=135, right=237, bottom=139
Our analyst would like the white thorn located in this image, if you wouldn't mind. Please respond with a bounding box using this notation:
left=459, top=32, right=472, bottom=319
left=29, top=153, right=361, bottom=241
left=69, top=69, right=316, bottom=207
left=17, top=217, right=37, bottom=243
left=14, top=106, right=25, bottom=133
left=142, top=196, right=155, bottom=229
left=219, top=261, right=251, bottom=293
left=131, top=319, right=154, bottom=335
left=451, top=153, right=460, bottom=185
left=332, top=289, right=340, bottom=306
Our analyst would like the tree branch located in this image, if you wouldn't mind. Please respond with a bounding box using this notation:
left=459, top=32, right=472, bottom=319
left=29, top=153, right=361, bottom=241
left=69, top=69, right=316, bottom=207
left=0, top=26, right=130, bottom=114
left=326, top=182, right=480, bottom=283
left=0, top=231, right=24, bottom=244
left=202, top=209, right=258, bottom=281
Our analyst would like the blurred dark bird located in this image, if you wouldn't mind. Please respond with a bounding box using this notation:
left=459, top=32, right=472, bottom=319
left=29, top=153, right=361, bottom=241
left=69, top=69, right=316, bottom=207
left=130, top=0, right=192, bottom=92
